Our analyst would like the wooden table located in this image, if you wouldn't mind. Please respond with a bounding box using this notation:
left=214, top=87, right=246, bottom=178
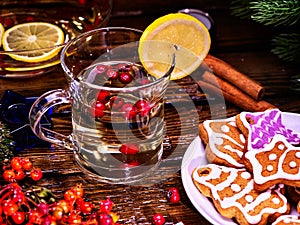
left=1, top=1, right=299, bottom=224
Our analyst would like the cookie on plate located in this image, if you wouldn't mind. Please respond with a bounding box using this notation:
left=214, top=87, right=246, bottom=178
left=271, top=215, right=300, bottom=225
left=199, top=116, right=245, bottom=168
left=236, top=108, right=300, bottom=151
left=192, top=164, right=289, bottom=225
left=244, top=134, right=300, bottom=192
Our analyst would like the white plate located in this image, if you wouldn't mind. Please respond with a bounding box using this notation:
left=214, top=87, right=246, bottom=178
left=181, top=112, right=300, bottom=225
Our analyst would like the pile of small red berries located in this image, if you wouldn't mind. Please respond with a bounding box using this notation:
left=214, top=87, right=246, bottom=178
left=0, top=182, right=121, bottom=225
left=91, top=63, right=153, bottom=120
left=2, top=157, right=42, bottom=183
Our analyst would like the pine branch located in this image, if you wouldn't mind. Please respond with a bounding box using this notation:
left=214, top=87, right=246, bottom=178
left=250, top=0, right=300, bottom=26
left=230, top=0, right=252, bottom=18
left=271, top=33, right=300, bottom=64
left=0, top=122, right=14, bottom=163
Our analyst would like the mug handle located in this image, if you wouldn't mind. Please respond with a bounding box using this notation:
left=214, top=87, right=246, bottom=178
left=29, top=89, right=74, bottom=150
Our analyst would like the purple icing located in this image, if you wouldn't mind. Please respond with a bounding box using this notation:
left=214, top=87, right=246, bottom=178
left=246, top=109, right=300, bottom=149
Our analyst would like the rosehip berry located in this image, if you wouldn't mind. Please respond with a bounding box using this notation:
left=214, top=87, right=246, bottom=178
left=96, top=64, right=108, bottom=74
left=2, top=200, right=18, bottom=216
left=64, top=189, right=76, bottom=202
left=14, top=169, right=25, bottom=181
left=28, top=210, right=43, bottom=224
left=68, top=211, right=82, bottom=224
left=119, top=143, right=139, bottom=155
left=97, top=90, right=111, bottom=104
left=99, top=197, right=113, bottom=213
left=93, top=102, right=106, bottom=118
left=167, top=187, right=181, bottom=203
left=10, top=157, right=22, bottom=170
left=12, top=190, right=25, bottom=203
left=119, top=71, right=133, bottom=84
left=20, top=157, right=33, bottom=170
left=30, top=167, right=43, bottom=181
left=71, top=184, right=84, bottom=199
left=134, top=99, right=151, bottom=116
left=3, top=169, right=16, bottom=182
left=80, top=201, right=94, bottom=214
left=11, top=211, right=25, bottom=224
left=152, top=213, right=165, bottom=225
left=106, top=69, right=119, bottom=80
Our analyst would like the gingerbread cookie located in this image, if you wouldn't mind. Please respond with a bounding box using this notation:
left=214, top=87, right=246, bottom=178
left=271, top=215, right=300, bottom=225
left=244, top=134, right=300, bottom=192
left=199, top=116, right=245, bottom=168
left=236, top=108, right=300, bottom=151
left=192, top=164, right=289, bottom=225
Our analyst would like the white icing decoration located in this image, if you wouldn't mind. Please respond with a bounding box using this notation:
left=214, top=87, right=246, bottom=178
left=231, top=184, right=241, bottom=192
left=245, top=195, right=253, bottom=203
left=278, top=144, right=285, bottom=150
left=241, top=171, right=251, bottom=180
left=192, top=164, right=288, bottom=225
left=239, top=134, right=245, bottom=144
left=215, top=137, right=223, bottom=146
left=272, top=197, right=280, bottom=204
left=296, top=152, right=300, bottom=158
left=221, top=125, right=230, bottom=133
left=267, top=165, right=273, bottom=172
left=289, top=161, right=296, bottom=168
left=272, top=215, right=300, bottom=225
left=269, top=153, right=277, bottom=161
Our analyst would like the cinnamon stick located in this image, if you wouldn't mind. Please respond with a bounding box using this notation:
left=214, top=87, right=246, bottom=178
left=204, top=54, right=264, bottom=100
left=198, top=71, right=275, bottom=112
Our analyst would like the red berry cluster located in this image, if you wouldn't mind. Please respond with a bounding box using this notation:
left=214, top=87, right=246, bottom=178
left=2, top=157, right=42, bottom=183
left=0, top=183, right=121, bottom=225
left=91, top=63, right=153, bottom=120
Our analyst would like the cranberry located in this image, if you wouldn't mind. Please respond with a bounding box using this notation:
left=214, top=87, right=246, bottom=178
left=93, top=102, right=106, bottom=118
left=119, top=71, right=133, bottom=84
left=109, top=96, right=124, bottom=110
left=97, top=90, right=111, bottom=104
left=106, top=69, right=119, bottom=80
left=152, top=213, right=165, bottom=225
left=116, top=63, right=128, bottom=70
left=99, top=197, right=113, bottom=213
left=134, top=99, right=151, bottom=116
left=119, top=143, right=139, bottom=155
left=97, top=213, right=114, bottom=225
left=37, top=202, right=49, bottom=216
left=121, top=103, right=137, bottom=119
left=96, top=64, right=108, bottom=74
left=167, top=187, right=181, bottom=203
left=26, top=16, right=35, bottom=22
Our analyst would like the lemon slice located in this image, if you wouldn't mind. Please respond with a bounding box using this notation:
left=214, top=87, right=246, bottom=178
left=2, top=22, right=65, bottom=63
left=139, top=13, right=211, bottom=80
left=0, top=23, right=4, bottom=47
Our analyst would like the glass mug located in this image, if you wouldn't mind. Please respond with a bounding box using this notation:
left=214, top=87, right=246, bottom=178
left=29, top=27, right=176, bottom=184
